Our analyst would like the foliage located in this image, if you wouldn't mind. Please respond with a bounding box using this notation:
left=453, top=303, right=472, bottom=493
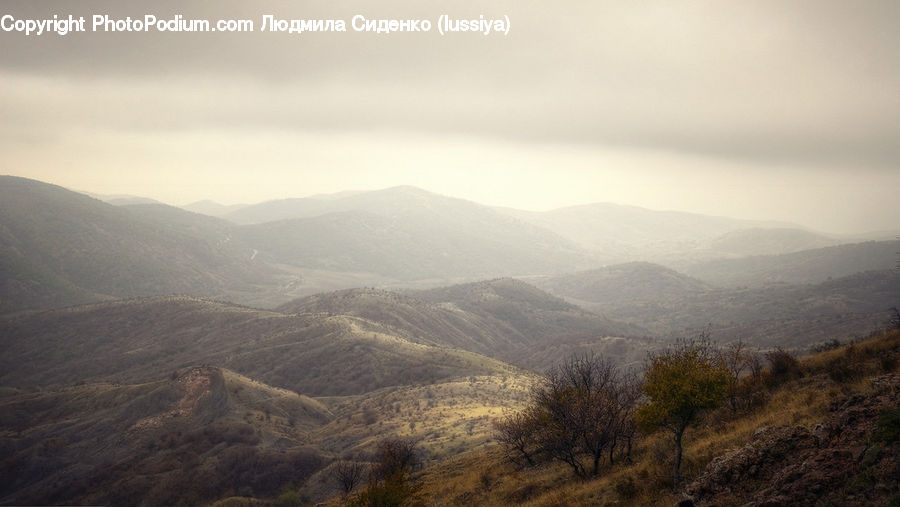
left=347, top=438, right=421, bottom=506
left=635, top=336, right=730, bottom=488
left=764, top=347, right=800, bottom=379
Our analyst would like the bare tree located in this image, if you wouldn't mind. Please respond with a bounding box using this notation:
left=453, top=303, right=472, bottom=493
left=334, top=461, right=366, bottom=495
left=718, top=340, right=754, bottom=412
left=493, top=407, right=540, bottom=467
left=373, top=437, right=419, bottom=481
left=530, top=353, right=633, bottom=478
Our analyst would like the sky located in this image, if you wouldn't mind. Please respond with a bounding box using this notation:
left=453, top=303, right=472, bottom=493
left=1, top=0, right=898, bottom=234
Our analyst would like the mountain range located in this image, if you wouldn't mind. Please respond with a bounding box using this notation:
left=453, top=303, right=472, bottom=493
left=2, top=174, right=899, bottom=505
left=3, top=176, right=897, bottom=316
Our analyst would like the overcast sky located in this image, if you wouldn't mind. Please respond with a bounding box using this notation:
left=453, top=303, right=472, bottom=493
left=1, top=0, right=898, bottom=233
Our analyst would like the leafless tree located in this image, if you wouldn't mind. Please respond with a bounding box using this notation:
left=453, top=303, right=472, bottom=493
left=493, top=408, right=539, bottom=467
left=334, top=461, right=366, bottom=495
left=718, top=340, right=755, bottom=412
left=373, top=437, right=419, bottom=481
left=530, top=353, right=634, bottom=478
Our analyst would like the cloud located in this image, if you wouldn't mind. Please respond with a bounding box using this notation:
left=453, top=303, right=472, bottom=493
left=1, top=0, right=898, bottom=232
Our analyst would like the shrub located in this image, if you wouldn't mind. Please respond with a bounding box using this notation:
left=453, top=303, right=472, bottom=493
left=765, top=348, right=800, bottom=379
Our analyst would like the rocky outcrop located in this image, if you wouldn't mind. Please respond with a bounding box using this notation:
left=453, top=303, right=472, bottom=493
left=688, top=374, right=900, bottom=506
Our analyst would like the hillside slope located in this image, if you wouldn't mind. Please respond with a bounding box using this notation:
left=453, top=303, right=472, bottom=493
left=0, top=366, right=332, bottom=506
left=705, top=227, right=839, bottom=257
left=499, top=202, right=798, bottom=261
left=403, top=329, right=900, bottom=506
left=537, top=263, right=900, bottom=347
left=232, top=186, right=595, bottom=281
left=0, top=296, right=517, bottom=396
left=279, top=281, right=650, bottom=371
left=409, top=278, right=653, bottom=370
left=678, top=239, right=900, bottom=287
left=0, top=177, right=278, bottom=314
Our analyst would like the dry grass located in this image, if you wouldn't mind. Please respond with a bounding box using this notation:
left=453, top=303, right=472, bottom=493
left=408, top=329, right=900, bottom=506
left=315, top=374, right=535, bottom=461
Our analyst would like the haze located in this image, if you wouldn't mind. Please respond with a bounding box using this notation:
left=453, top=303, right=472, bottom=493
left=1, top=0, right=898, bottom=234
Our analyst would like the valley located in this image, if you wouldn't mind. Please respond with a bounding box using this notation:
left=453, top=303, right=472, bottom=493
left=1, top=175, right=898, bottom=505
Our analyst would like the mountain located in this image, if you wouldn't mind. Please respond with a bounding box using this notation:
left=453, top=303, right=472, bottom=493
left=705, top=227, right=839, bottom=257
left=80, top=191, right=165, bottom=206
left=537, top=262, right=900, bottom=348
left=232, top=187, right=595, bottom=281
left=279, top=287, right=505, bottom=356
left=408, top=278, right=653, bottom=370
left=679, top=239, right=900, bottom=287
left=0, top=365, right=333, bottom=506
left=409, top=330, right=900, bottom=506
left=181, top=199, right=248, bottom=217
left=0, top=296, right=518, bottom=396
left=280, top=280, right=650, bottom=371
left=223, top=185, right=477, bottom=225
left=535, top=262, right=712, bottom=304
left=0, top=177, right=278, bottom=315
left=0, top=364, right=535, bottom=506
left=498, top=202, right=798, bottom=261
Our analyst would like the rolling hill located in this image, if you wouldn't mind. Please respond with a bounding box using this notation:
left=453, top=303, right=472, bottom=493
left=408, top=278, right=652, bottom=370
left=0, top=177, right=279, bottom=315
left=0, top=296, right=519, bottom=396
left=0, top=365, right=333, bottom=506
left=678, top=239, right=900, bottom=287
left=181, top=199, right=248, bottom=217
left=231, top=186, right=596, bottom=281
left=280, top=280, right=650, bottom=371
left=498, top=202, right=801, bottom=262
left=536, top=262, right=900, bottom=348
left=704, top=227, right=840, bottom=257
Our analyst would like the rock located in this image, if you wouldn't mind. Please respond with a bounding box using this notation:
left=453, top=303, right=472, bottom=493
left=687, top=374, right=900, bottom=506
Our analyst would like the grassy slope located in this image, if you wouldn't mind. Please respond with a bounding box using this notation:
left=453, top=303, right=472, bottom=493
left=0, top=366, right=332, bottom=506
left=0, top=296, right=518, bottom=396
left=0, top=176, right=277, bottom=314
left=537, top=262, right=900, bottom=348
left=279, top=282, right=653, bottom=372
left=403, top=328, right=900, bottom=506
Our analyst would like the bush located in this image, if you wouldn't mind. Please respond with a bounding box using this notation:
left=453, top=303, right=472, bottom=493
left=765, top=348, right=800, bottom=379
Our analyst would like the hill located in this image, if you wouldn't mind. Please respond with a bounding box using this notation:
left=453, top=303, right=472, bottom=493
left=535, top=262, right=712, bottom=304
left=0, top=177, right=278, bottom=315
left=704, top=227, right=839, bottom=257
left=280, top=281, right=651, bottom=371
left=0, top=296, right=518, bottom=396
left=678, top=239, right=900, bottom=287
left=0, top=366, right=333, bottom=506
left=398, top=329, right=900, bottom=506
left=0, top=364, right=537, bottom=506
left=408, top=278, right=652, bottom=370
left=498, top=202, right=798, bottom=262
left=537, top=263, right=900, bottom=347
left=231, top=187, right=595, bottom=281
left=181, top=199, right=248, bottom=217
